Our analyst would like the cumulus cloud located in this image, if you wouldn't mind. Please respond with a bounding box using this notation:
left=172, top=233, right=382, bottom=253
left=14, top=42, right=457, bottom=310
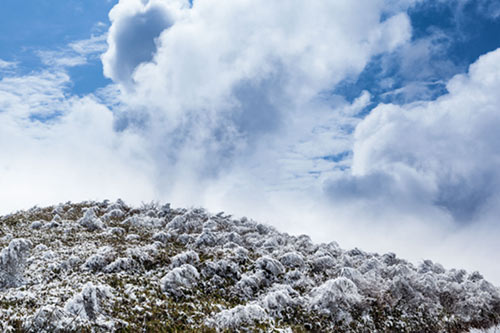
left=101, top=0, right=413, bottom=194
left=102, top=0, right=177, bottom=86
left=324, top=48, right=500, bottom=281
left=343, top=49, right=500, bottom=222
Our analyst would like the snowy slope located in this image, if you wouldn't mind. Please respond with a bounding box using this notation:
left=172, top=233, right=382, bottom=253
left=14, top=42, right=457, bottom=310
left=0, top=200, right=499, bottom=332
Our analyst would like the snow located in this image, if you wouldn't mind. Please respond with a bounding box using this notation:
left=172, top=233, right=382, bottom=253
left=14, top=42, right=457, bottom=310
left=208, top=303, right=268, bottom=330
left=0, top=200, right=498, bottom=331
left=0, top=238, right=32, bottom=288
left=160, top=264, right=200, bottom=297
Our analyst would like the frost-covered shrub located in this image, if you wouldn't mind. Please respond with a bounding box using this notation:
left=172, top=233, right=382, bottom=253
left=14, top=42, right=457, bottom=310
left=224, top=244, right=249, bottom=264
left=104, top=257, right=138, bottom=273
left=152, top=231, right=169, bottom=243
left=106, top=227, right=126, bottom=237
left=26, top=305, right=66, bottom=332
left=220, top=231, right=243, bottom=245
left=122, top=215, right=164, bottom=228
left=259, top=285, right=299, bottom=319
left=279, top=252, right=305, bottom=269
left=124, top=247, right=155, bottom=270
left=309, top=277, right=362, bottom=322
left=284, top=269, right=310, bottom=290
left=255, top=256, right=284, bottom=277
left=170, top=250, right=200, bottom=268
left=166, top=210, right=203, bottom=234
left=293, top=234, right=316, bottom=254
left=160, top=264, right=200, bottom=297
left=194, top=231, right=218, bottom=247
left=208, top=303, right=268, bottom=330
left=340, top=267, right=366, bottom=288
left=235, top=271, right=268, bottom=298
left=125, top=233, right=140, bottom=241
left=102, top=208, right=125, bottom=221
left=82, top=246, right=115, bottom=271
left=78, top=207, right=104, bottom=231
left=30, top=220, right=43, bottom=229
left=202, top=259, right=240, bottom=281
left=311, top=254, right=336, bottom=272
left=0, top=238, right=32, bottom=288
left=65, top=283, right=112, bottom=321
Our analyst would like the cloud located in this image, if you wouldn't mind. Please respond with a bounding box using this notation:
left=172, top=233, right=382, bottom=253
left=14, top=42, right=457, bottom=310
left=0, top=59, right=17, bottom=70
left=323, top=47, right=500, bottom=281
left=36, top=34, right=108, bottom=69
left=344, top=48, right=500, bottom=221
left=102, top=0, right=177, bottom=86
left=100, top=0, right=414, bottom=191
left=0, top=69, right=155, bottom=212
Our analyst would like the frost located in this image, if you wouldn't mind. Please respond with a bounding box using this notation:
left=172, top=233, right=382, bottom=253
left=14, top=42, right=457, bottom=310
left=309, top=277, right=362, bottom=322
left=82, top=246, right=115, bottom=271
left=0, top=238, right=32, bottom=288
left=209, top=303, right=268, bottom=330
left=65, top=283, right=112, bottom=321
left=160, top=264, right=200, bottom=297
left=170, top=250, right=200, bottom=268
left=279, top=252, right=305, bottom=269
left=255, top=256, right=284, bottom=276
left=78, top=207, right=104, bottom=231
left=0, top=201, right=499, bottom=332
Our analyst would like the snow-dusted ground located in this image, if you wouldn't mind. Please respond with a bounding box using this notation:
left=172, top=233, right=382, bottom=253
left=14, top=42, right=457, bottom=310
left=0, top=200, right=499, bottom=332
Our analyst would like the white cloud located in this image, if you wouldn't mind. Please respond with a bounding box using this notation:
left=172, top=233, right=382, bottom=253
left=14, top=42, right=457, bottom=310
left=0, top=69, right=155, bottom=212
left=102, top=0, right=179, bottom=86
left=0, top=59, right=17, bottom=70
left=100, top=0, right=413, bottom=195
left=324, top=47, right=500, bottom=281
left=37, top=34, right=108, bottom=69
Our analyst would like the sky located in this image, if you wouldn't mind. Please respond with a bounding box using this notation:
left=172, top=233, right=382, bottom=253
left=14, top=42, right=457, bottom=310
left=1, top=0, right=500, bottom=283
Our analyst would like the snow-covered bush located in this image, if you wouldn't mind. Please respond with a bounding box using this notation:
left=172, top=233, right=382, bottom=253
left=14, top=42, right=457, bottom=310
left=160, top=264, right=200, bottom=297
left=309, top=277, right=362, bottom=323
left=170, top=250, right=200, bottom=268
left=78, top=207, right=104, bottom=231
left=208, top=303, right=268, bottom=330
left=65, top=283, right=112, bottom=321
left=0, top=201, right=499, bottom=332
left=0, top=238, right=32, bottom=289
left=82, top=246, right=115, bottom=271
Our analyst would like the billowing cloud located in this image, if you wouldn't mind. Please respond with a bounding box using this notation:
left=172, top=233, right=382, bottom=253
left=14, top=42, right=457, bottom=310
left=101, top=0, right=414, bottom=193
left=340, top=48, right=500, bottom=222
left=324, top=48, right=500, bottom=280
left=102, top=0, right=178, bottom=86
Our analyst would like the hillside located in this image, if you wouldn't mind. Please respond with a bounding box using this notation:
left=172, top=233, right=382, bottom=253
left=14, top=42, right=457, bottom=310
left=0, top=200, right=499, bottom=332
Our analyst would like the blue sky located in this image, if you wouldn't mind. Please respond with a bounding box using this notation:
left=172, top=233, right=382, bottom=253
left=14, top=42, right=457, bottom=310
left=0, top=0, right=115, bottom=94
left=1, top=0, right=500, bottom=282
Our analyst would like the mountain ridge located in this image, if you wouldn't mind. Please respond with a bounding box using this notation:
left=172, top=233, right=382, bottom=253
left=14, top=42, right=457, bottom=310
left=0, top=200, right=499, bottom=332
